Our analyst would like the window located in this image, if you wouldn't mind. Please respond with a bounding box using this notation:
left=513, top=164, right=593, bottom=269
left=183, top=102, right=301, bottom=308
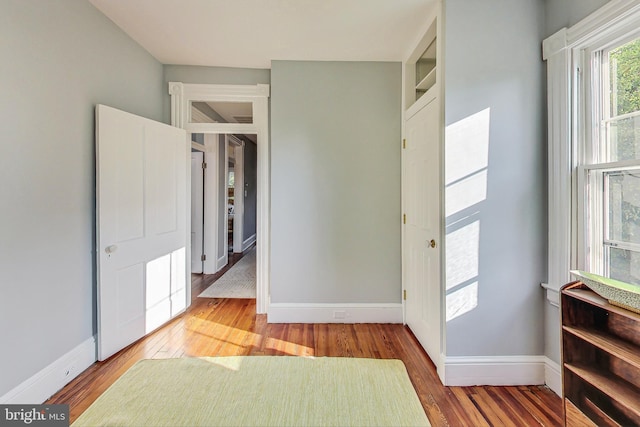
left=581, top=35, right=640, bottom=286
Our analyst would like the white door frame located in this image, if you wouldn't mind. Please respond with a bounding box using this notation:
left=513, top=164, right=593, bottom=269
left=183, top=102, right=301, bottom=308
left=402, top=4, right=445, bottom=382
left=201, top=134, right=229, bottom=273
left=191, top=151, right=204, bottom=274
left=229, top=136, right=245, bottom=254
left=169, top=83, right=270, bottom=314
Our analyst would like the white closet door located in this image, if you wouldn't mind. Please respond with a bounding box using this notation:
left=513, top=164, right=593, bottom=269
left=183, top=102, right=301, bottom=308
left=96, top=105, right=188, bottom=361
left=404, top=96, right=441, bottom=364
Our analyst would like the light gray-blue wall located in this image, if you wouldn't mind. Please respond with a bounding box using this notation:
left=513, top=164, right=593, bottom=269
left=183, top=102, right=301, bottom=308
left=444, top=0, right=547, bottom=356
left=544, top=0, right=611, bottom=37
left=270, top=61, right=401, bottom=304
left=0, top=0, right=164, bottom=397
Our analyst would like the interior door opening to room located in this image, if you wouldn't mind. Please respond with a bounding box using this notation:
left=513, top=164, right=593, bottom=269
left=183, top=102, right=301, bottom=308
left=170, top=82, right=270, bottom=314
left=190, top=133, right=258, bottom=277
left=96, top=105, right=189, bottom=361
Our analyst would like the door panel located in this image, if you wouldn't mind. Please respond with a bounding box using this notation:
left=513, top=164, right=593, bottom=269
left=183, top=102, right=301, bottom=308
left=149, top=126, right=179, bottom=234
left=97, top=104, right=188, bottom=361
left=404, top=97, right=441, bottom=364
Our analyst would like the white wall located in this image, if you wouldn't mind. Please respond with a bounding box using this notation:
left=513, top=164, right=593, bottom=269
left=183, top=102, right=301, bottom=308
left=443, top=0, right=547, bottom=357
left=0, top=0, right=164, bottom=398
left=270, top=61, right=402, bottom=304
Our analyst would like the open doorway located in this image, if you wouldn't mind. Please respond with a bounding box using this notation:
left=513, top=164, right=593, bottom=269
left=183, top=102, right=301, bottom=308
left=189, top=131, right=257, bottom=278
left=189, top=132, right=257, bottom=301
left=170, top=82, right=269, bottom=313
left=227, top=134, right=258, bottom=256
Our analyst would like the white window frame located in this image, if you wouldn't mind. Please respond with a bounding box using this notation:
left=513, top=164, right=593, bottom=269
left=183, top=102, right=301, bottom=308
left=580, top=28, right=640, bottom=276
left=542, top=0, right=640, bottom=305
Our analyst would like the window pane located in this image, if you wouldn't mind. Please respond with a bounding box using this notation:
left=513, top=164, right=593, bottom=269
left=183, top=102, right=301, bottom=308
left=607, top=37, right=640, bottom=161
left=189, top=101, right=253, bottom=124
left=609, top=37, right=640, bottom=117
left=605, top=115, right=640, bottom=161
left=607, top=171, right=640, bottom=244
left=607, top=246, right=640, bottom=286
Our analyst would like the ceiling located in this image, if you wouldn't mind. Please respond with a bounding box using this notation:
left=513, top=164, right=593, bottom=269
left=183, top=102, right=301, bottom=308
left=88, top=0, right=437, bottom=69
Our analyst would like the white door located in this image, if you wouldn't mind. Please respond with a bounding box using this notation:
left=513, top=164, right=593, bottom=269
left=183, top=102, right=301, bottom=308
left=217, top=136, right=229, bottom=270
left=191, top=152, right=204, bottom=273
left=404, top=96, right=441, bottom=364
left=96, top=105, right=189, bottom=361
left=232, top=143, right=244, bottom=253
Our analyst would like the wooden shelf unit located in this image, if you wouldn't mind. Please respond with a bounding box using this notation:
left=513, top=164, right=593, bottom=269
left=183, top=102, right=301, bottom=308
left=561, top=282, right=640, bottom=426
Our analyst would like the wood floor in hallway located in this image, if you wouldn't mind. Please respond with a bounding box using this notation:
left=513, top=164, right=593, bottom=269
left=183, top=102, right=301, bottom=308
left=47, top=257, right=563, bottom=426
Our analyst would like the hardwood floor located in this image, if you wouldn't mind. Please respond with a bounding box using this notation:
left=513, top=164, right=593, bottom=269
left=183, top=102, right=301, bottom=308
left=47, top=255, right=562, bottom=426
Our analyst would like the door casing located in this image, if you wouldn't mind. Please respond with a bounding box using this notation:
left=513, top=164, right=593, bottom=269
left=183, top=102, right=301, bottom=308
left=169, top=83, right=270, bottom=314
left=191, top=151, right=204, bottom=274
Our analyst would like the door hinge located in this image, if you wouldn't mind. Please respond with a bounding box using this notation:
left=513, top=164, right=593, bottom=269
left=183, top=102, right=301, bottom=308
left=402, top=139, right=406, bottom=149
left=202, top=162, right=207, bottom=169
left=403, top=290, right=407, bottom=301
left=403, top=214, right=406, bottom=224
left=201, top=254, right=206, bottom=261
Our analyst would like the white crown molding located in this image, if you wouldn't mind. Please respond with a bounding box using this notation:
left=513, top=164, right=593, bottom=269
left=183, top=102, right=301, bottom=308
left=0, top=336, right=96, bottom=404
left=267, top=303, right=403, bottom=324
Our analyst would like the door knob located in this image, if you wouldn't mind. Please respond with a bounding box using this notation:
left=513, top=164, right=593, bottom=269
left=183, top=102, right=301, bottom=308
left=105, top=245, right=118, bottom=254
left=429, top=239, right=436, bottom=248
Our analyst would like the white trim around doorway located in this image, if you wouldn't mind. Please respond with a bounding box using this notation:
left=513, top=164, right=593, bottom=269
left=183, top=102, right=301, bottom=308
left=169, top=82, right=270, bottom=314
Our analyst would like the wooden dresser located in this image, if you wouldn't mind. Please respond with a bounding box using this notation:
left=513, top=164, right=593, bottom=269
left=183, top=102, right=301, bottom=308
left=561, top=281, right=640, bottom=426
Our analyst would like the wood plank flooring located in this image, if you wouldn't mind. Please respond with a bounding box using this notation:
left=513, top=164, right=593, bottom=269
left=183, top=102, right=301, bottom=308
left=47, top=253, right=563, bottom=426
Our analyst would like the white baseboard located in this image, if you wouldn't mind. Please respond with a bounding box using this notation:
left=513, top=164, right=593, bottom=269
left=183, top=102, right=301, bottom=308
left=242, top=234, right=256, bottom=252
left=0, top=336, right=96, bottom=404
left=267, top=303, right=403, bottom=323
left=436, top=353, right=446, bottom=384
left=544, top=357, right=562, bottom=397
left=442, top=355, right=546, bottom=386
left=216, top=256, right=227, bottom=272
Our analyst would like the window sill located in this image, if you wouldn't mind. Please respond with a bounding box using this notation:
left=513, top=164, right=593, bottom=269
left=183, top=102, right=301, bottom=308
left=541, top=283, right=560, bottom=308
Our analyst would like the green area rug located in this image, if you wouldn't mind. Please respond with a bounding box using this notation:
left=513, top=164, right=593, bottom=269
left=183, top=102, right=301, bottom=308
left=72, top=356, right=430, bottom=427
